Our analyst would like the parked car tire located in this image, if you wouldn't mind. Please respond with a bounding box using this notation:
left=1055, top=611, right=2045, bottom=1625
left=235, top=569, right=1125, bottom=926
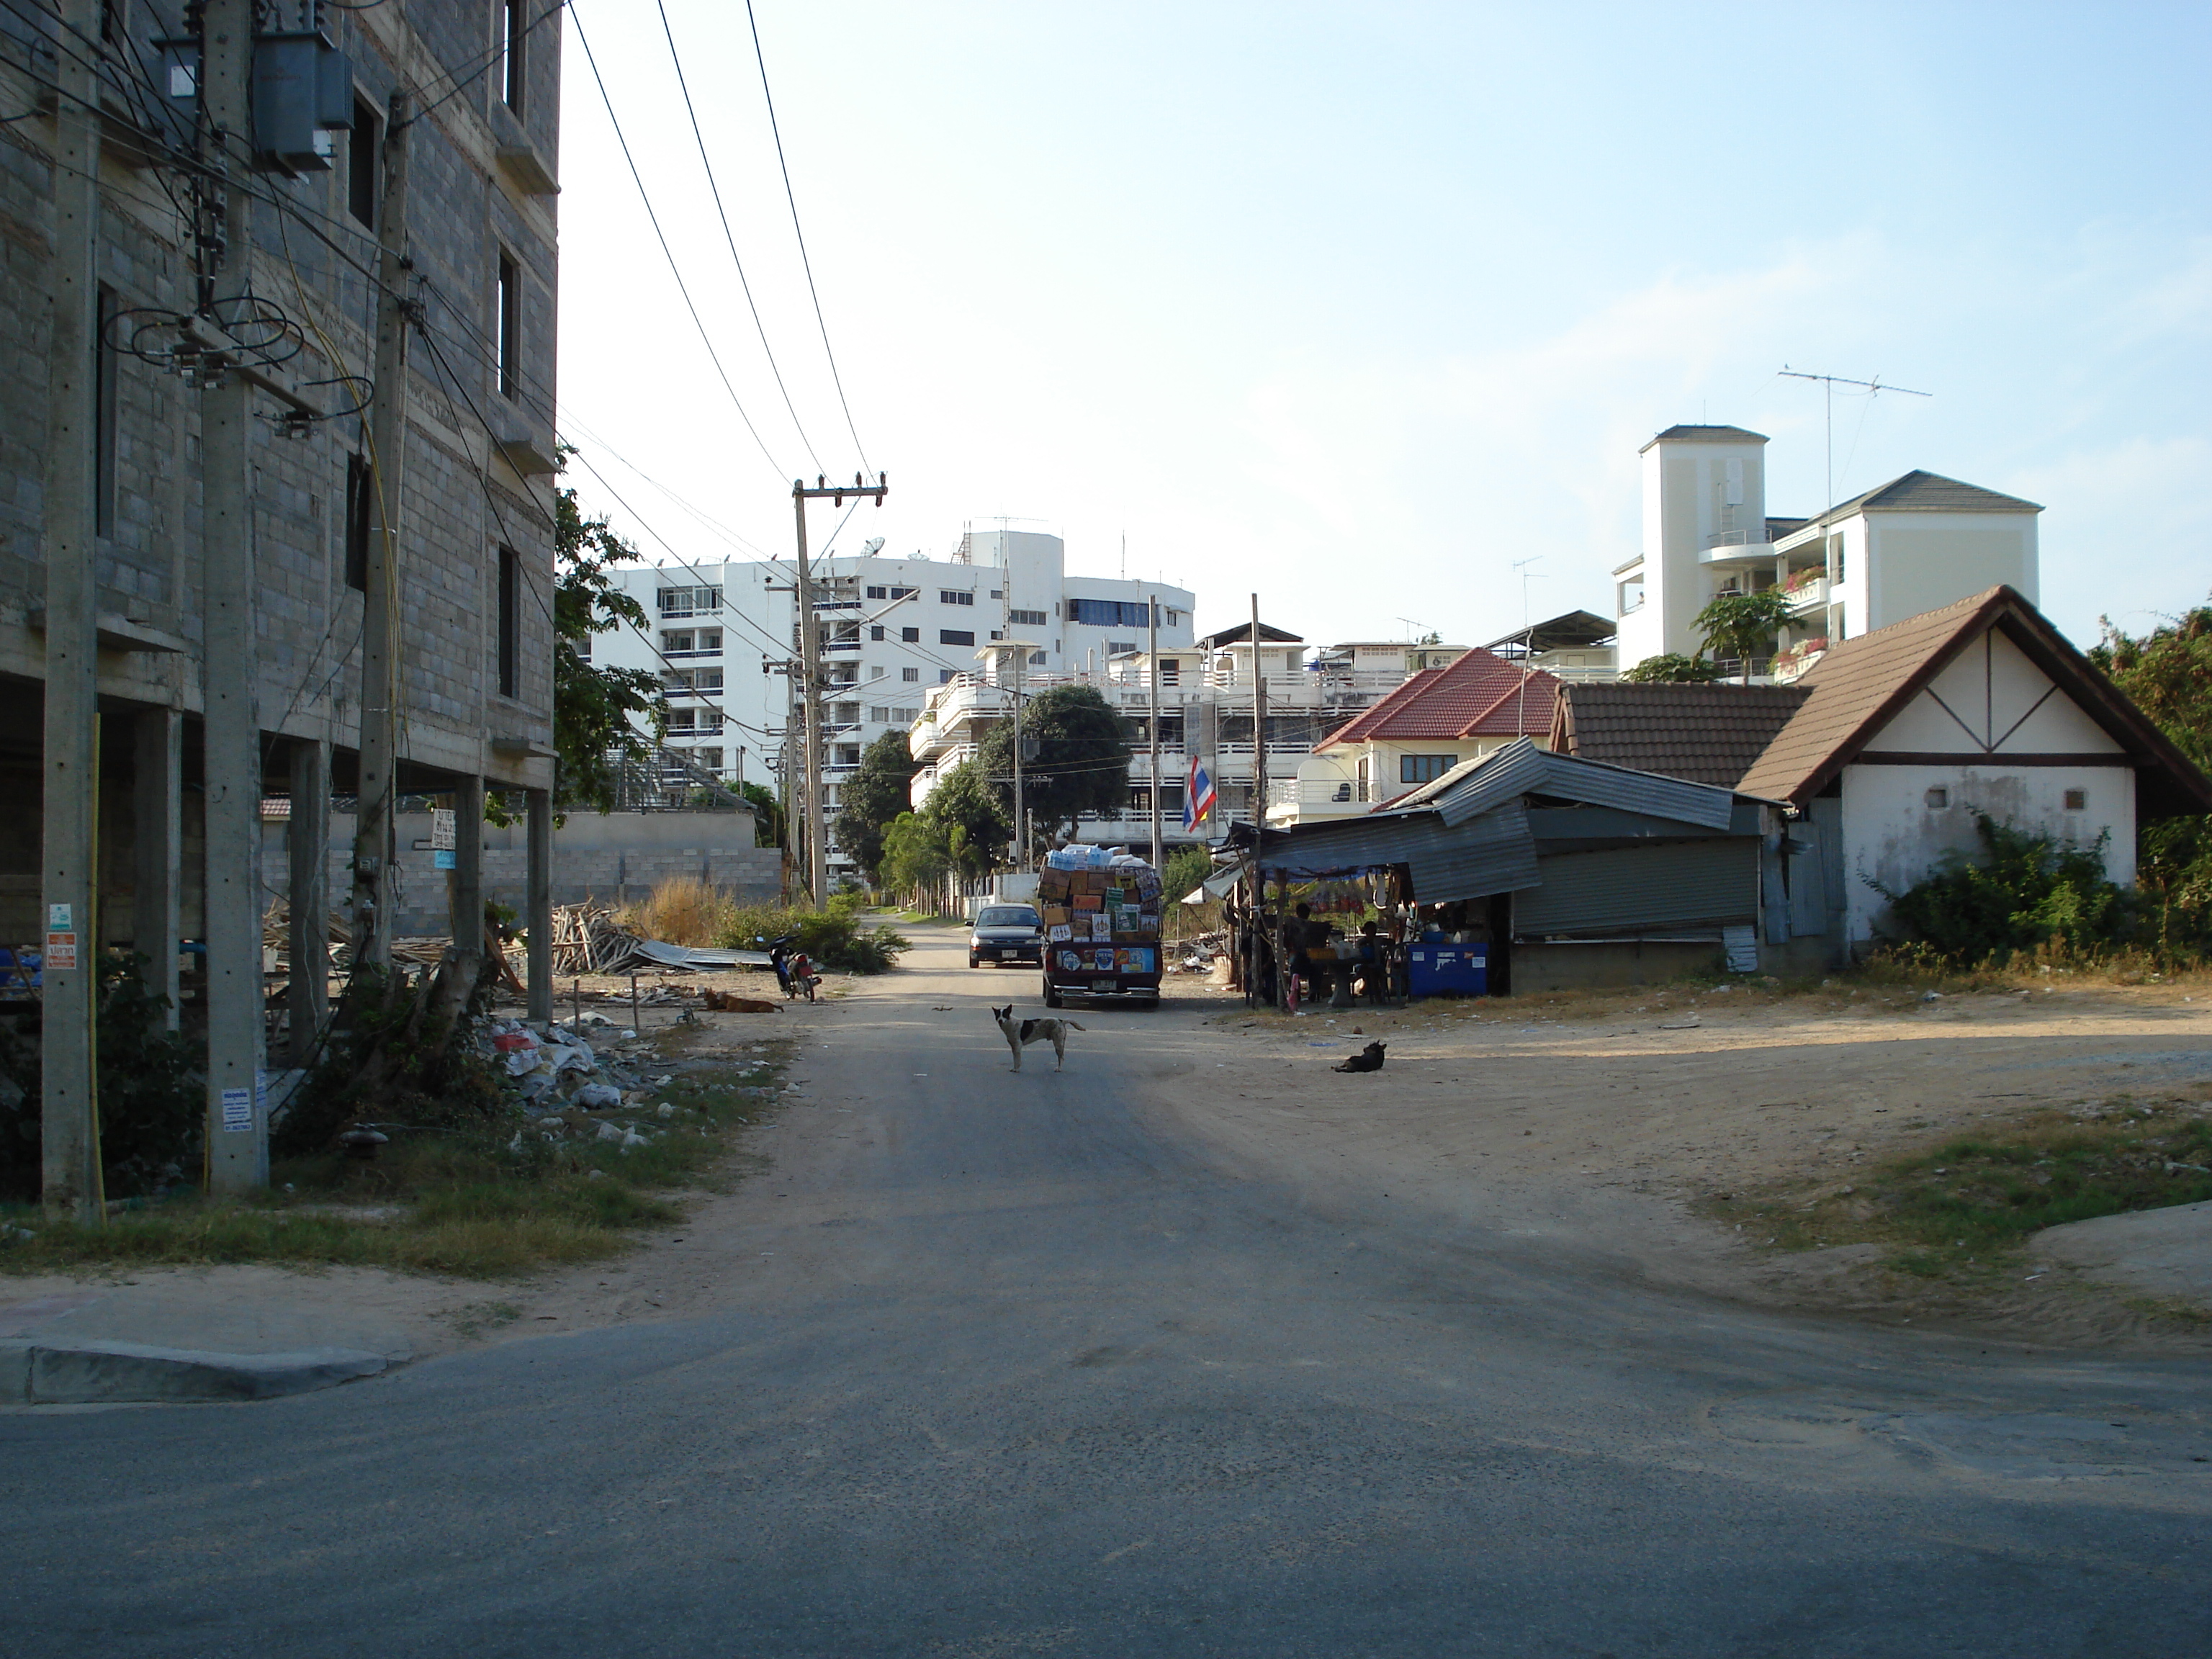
left=968, top=954, right=980, bottom=968
left=1042, top=976, right=1063, bottom=1009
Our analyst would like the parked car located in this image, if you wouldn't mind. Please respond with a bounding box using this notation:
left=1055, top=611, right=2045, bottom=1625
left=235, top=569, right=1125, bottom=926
left=969, top=904, right=1045, bottom=968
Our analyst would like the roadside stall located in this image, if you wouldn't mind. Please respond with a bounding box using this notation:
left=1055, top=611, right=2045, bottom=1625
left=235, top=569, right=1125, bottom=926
left=1038, top=845, right=1164, bottom=1010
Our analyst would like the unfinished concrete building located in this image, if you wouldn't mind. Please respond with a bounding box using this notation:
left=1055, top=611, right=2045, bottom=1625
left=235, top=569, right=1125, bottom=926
left=0, top=1, right=562, bottom=1208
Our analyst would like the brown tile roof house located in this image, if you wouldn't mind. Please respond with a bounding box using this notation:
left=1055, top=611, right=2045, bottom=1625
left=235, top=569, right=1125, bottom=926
left=1550, top=683, right=1810, bottom=788
left=1737, top=586, right=2212, bottom=816
left=1318, top=647, right=1562, bottom=749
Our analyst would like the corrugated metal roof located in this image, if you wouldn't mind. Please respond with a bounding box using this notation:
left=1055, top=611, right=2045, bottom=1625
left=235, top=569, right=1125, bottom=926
left=1254, top=801, right=1541, bottom=903
left=1552, top=682, right=1809, bottom=787
left=1404, top=737, right=1752, bottom=830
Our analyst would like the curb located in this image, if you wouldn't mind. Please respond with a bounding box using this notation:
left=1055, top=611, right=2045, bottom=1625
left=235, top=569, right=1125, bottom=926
left=0, top=1337, right=390, bottom=1405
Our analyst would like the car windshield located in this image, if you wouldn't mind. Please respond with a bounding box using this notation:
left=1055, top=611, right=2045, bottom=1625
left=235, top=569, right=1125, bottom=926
left=976, top=907, right=1040, bottom=929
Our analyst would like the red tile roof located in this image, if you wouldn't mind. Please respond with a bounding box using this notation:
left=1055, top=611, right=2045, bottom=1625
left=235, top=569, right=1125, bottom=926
left=1318, top=647, right=1560, bottom=748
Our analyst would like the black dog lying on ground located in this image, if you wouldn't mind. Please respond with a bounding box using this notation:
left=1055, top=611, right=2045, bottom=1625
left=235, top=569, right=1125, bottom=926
left=1333, top=1040, right=1386, bottom=1073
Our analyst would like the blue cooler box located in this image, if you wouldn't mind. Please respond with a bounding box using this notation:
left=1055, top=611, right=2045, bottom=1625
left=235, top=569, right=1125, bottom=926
left=1406, top=943, right=1487, bottom=997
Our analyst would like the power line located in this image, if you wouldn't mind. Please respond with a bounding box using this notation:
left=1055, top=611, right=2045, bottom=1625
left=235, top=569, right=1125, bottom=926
left=655, top=0, right=822, bottom=476
left=743, top=0, right=869, bottom=473
left=572, top=8, right=788, bottom=483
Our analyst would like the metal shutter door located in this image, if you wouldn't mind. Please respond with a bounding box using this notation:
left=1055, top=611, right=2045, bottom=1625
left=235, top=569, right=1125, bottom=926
left=1513, top=840, right=1758, bottom=935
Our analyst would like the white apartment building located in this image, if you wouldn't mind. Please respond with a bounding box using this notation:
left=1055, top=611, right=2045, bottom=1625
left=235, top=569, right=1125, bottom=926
left=586, top=531, right=1194, bottom=873
left=1613, top=425, right=2041, bottom=682
left=909, top=628, right=1465, bottom=851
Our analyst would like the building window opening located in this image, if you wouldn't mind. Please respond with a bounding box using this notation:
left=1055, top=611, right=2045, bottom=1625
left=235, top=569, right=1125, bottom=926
left=349, top=96, right=379, bottom=229
left=1925, top=786, right=1950, bottom=809
left=2064, top=787, right=2087, bottom=811
left=496, top=253, right=520, bottom=400
left=497, top=544, right=519, bottom=698
left=345, top=451, right=373, bottom=592
left=500, top=0, right=526, bottom=113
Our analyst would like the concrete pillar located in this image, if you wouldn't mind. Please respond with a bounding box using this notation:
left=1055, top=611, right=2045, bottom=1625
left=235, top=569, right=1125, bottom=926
left=199, top=0, right=266, bottom=1192
left=287, top=739, right=330, bottom=1065
left=39, top=0, right=103, bottom=1222
left=132, top=709, right=183, bottom=1029
left=526, top=788, right=553, bottom=1022
left=448, top=775, right=485, bottom=969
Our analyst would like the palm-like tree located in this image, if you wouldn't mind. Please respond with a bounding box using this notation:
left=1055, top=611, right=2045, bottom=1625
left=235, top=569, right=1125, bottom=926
left=1692, top=590, right=1799, bottom=683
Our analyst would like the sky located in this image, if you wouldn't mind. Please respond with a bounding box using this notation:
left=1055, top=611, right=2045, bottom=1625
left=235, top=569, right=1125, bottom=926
left=554, top=1, right=2212, bottom=653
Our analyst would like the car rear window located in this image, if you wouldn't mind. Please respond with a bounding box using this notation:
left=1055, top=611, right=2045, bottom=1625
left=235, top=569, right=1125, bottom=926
left=976, top=907, right=1039, bottom=929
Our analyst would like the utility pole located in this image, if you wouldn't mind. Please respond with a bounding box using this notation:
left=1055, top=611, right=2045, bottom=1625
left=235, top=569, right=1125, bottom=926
left=1249, top=594, right=1267, bottom=835
left=199, top=0, right=267, bottom=1191
left=1146, top=593, right=1161, bottom=870
left=792, top=473, right=886, bottom=909
left=351, top=91, right=413, bottom=969
left=1010, top=643, right=1026, bottom=871
left=39, top=0, right=102, bottom=1222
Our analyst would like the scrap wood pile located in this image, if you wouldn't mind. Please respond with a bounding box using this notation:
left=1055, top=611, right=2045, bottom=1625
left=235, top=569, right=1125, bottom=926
left=261, top=899, right=524, bottom=992
left=549, top=901, right=646, bottom=976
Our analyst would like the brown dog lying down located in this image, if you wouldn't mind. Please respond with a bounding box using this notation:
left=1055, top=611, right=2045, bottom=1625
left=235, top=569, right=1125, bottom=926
left=702, top=987, right=781, bottom=1013
left=1332, top=1040, right=1385, bottom=1072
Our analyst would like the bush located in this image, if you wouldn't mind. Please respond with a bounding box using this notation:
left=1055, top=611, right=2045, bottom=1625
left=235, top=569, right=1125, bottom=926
left=1874, top=812, right=2130, bottom=966
left=1160, top=845, right=1216, bottom=906
left=0, top=954, right=204, bottom=1202
left=715, top=894, right=910, bottom=974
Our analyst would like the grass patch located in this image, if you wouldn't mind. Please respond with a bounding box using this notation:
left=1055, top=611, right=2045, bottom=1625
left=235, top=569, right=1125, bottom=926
left=0, top=1043, right=793, bottom=1278
left=1701, top=1092, right=2212, bottom=1274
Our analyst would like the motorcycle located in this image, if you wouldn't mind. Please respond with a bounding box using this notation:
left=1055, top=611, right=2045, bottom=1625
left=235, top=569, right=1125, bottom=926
left=759, top=935, right=820, bottom=1003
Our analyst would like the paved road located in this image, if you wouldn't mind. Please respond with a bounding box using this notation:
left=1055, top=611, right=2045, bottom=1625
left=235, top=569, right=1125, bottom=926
left=6, top=931, right=2209, bottom=1656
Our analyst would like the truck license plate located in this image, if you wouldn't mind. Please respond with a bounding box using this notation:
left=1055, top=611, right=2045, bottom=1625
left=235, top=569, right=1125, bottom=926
left=1090, top=978, right=1117, bottom=992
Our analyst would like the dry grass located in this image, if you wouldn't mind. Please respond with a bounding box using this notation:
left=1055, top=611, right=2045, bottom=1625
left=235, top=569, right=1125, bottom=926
left=619, top=876, right=739, bottom=947
left=1704, top=1089, right=2212, bottom=1274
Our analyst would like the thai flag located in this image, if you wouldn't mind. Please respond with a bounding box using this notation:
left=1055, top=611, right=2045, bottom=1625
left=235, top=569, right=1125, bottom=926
left=1184, top=755, right=1216, bottom=830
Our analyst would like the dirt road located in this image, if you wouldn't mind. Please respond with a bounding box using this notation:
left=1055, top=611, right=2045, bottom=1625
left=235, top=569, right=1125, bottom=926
left=6, top=930, right=2209, bottom=1655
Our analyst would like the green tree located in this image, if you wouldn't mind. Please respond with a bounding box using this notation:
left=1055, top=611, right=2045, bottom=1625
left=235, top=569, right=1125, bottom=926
left=2090, top=598, right=2212, bottom=943
left=835, top=729, right=923, bottom=881
left=975, top=684, right=1131, bottom=847
left=923, top=757, right=1009, bottom=876
left=1621, top=652, right=1728, bottom=683
left=551, top=483, right=666, bottom=814
left=878, top=811, right=956, bottom=900
left=1161, top=843, right=1215, bottom=902
left=739, top=781, right=786, bottom=851
left=2091, top=600, right=2212, bottom=772
left=1691, top=590, right=1798, bottom=682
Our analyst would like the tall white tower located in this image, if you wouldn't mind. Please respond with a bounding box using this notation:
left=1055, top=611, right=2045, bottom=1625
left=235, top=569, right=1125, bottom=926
left=1615, top=425, right=1771, bottom=670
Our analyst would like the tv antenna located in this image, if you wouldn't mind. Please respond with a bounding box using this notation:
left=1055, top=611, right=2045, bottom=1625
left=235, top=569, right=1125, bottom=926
left=1779, top=367, right=1931, bottom=518
left=1395, top=616, right=1429, bottom=642
left=1510, top=555, right=1547, bottom=735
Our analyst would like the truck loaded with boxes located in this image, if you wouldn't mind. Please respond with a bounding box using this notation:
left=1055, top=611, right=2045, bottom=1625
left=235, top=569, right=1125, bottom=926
left=1036, top=845, right=1164, bottom=1010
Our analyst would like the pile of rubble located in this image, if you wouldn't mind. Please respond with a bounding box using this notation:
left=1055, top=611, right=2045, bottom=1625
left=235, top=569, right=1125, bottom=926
left=477, top=1014, right=784, bottom=1158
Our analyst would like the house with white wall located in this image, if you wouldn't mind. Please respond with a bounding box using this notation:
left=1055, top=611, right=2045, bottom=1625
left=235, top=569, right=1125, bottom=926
left=1612, top=424, right=2041, bottom=681
left=1735, top=586, right=2211, bottom=959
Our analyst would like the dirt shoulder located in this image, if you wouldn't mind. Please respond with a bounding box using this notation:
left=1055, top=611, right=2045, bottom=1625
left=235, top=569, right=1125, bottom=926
left=1156, top=974, right=2212, bottom=1348
left=0, top=994, right=830, bottom=1367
